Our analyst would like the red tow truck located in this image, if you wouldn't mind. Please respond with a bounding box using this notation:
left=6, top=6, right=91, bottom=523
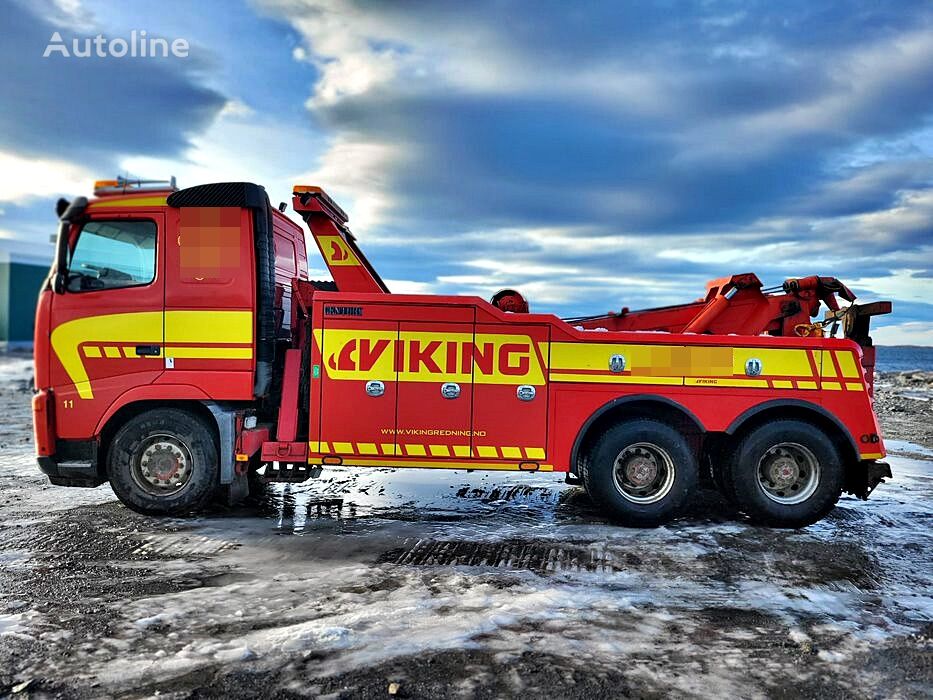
left=33, top=178, right=892, bottom=526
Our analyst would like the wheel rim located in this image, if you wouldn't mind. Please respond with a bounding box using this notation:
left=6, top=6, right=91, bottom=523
left=130, top=433, right=194, bottom=497
left=612, top=442, right=676, bottom=504
left=756, top=442, right=820, bottom=505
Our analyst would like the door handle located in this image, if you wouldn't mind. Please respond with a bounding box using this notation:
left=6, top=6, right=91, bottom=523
left=135, top=345, right=161, bottom=357
left=440, top=382, right=461, bottom=399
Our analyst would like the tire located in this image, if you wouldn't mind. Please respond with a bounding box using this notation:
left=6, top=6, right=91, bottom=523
left=583, top=419, right=698, bottom=527
left=107, top=408, right=218, bottom=515
left=713, top=452, right=739, bottom=504
left=728, top=420, right=843, bottom=528
left=576, top=452, right=592, bottom=497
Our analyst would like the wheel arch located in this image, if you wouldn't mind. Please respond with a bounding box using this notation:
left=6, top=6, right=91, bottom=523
left=570, top=395, right=706, bottom=474
left=95, top=384, right=212, bottom=437
left=98, top=399, right=220, bottom=480
left=724, top=399, right=860, bottom=465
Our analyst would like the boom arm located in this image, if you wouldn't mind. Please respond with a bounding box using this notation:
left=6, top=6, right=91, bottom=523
left=292, top=185, right=389, bottom=294
left=567, top=272, right=891, bottom=393
left=567, top=273, right=875, bottom=337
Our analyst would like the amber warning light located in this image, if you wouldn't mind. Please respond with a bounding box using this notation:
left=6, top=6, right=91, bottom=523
left=93, top=176, right=177, bottom=197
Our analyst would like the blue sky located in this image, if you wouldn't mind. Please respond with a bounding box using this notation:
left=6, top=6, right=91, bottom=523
left=2, top=0, right=932, bottom=343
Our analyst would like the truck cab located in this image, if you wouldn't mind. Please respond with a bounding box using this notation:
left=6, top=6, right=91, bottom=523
left=33, top=180, right=307, bottom=503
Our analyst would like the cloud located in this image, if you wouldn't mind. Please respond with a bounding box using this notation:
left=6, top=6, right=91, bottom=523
left=0, top=152, right=95, bottom=204
left=4, top=0, right=930, bottom=342
left=0, top=199, right=59, bottom=268
left=293, top=137, right=411, bottom=233
left=260, top=1, right=933, bottom=245
left=788, top=159, right=933, bottom=220
left=0, top=0, right=226, bottom=168
left=872, top=322, right=933, bottom=346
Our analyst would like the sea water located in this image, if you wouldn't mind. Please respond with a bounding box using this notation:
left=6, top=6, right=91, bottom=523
left=876, top=346, right=933, bottom=372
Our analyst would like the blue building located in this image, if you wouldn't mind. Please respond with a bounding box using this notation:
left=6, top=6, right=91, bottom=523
left=0, top=248, right=51, bottom=344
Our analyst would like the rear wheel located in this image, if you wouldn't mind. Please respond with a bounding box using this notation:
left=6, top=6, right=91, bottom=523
left=107, top=408, right=218, bottom=515
left=728, top=420, right=844, bottom=528
left=584, top=419, right=698, bottom=527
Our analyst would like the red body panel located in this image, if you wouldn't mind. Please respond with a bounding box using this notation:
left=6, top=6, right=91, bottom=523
left=307, top=292, right=885, bottom=472
left=395, top=319, right=475, bottom=460
left=319, top=317, right=400, bottom=456
left=472, top=323, right=550, bottom=461
left=276, top=349, right=302, bottom=441
left=238, top=427, right=270, bottom=460
left=47, top=207, right=167, bottom=439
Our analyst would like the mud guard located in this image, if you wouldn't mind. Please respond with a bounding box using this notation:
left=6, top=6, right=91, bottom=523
left=847, top=460, right=892, bottom=500
left=203, top=402, right=250, bottom=506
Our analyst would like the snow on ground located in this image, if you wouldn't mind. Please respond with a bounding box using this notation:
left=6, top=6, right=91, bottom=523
left=1, top=354, right=931, bottom=698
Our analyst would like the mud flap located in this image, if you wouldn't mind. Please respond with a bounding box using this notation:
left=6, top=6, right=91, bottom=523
left=219, top=470, right=250, bottom=506
left=847, top=460, right=892, bottom=500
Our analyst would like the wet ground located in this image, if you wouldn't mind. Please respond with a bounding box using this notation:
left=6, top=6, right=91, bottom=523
left=1, top=354, right=931, bottom=699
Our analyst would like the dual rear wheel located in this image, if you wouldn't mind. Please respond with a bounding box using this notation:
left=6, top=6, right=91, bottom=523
left=583, top=418, right=844, bottom=528
left=726, top=419, right=844, bottom=527
left=584, top=419, right=698, bottom=527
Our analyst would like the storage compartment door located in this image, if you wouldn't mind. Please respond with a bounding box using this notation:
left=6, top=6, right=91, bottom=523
left=319, top=317, right=398, bottom=459
left=396, top=321, right=474, bottom=462
left=472, top=324, right=550, bottom=463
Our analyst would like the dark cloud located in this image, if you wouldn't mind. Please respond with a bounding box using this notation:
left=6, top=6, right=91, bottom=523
left=0, top=0, right=226, bottom=167
left=251, top=0, right=933, bottom=333
left=0, top=200, right=57, bottom=265
left=790, top=161, right=933, bottom=218
left=284, top=0, right=933, bottom=252
left=358, top=0, right=923, bottom=60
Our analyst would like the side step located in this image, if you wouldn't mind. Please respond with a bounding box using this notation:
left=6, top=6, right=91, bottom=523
left=41, top=458, right=105, bottom=487
left=261, top=463, right=323, bottom=483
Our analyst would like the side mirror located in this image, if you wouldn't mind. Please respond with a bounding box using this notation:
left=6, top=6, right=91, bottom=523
left=55, top=198, right=70, bottom=218
left=53, top=270, right=67, bottom=294
left=53, top=196, right=88, bottom=294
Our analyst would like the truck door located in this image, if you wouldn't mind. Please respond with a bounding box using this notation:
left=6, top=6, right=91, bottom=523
left=472, top=324, right=550, bottom=464
left=49, top=213, right=165, bottom=438
left=395, top=319, right=475, bottom=462
left=318, top=314, right=399, bottom=458
left=162, top=207, right=255, bottom=397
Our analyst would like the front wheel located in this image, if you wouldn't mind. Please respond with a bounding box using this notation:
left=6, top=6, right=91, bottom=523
left=107, top=408, right=218, bottom=515
left=728, top=420, right=844, bottom=528
left=584, top=419, right=698, bottom=527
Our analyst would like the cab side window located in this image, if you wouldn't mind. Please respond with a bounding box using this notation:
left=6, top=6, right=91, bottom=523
left=68, top=219, right=157, bottom=292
